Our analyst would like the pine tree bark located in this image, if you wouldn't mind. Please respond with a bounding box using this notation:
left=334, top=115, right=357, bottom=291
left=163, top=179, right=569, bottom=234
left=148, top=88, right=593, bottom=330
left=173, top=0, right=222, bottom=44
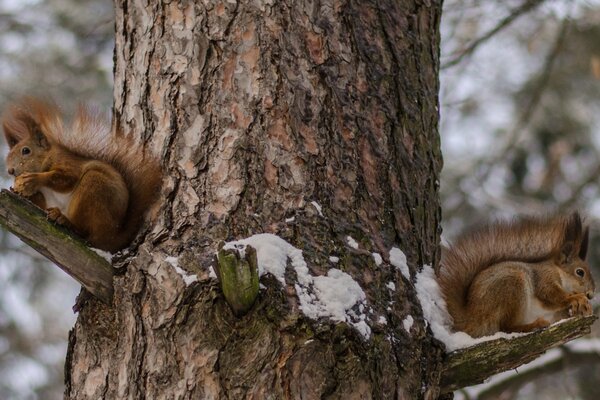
left=65, top=0, right=444, bottom=398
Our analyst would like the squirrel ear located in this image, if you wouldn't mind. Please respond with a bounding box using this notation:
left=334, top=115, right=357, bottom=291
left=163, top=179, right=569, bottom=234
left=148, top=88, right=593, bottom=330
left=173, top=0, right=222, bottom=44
left=579, top=226, right=590, bottom=260
left=559, top=212, right=583, bottom=264
left=559, top=242, right=575, bottom=264
left=32, top=126, right=49, bottom=149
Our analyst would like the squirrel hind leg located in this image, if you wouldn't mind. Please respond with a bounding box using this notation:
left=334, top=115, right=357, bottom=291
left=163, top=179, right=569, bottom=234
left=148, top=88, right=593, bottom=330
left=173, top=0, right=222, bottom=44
left=508, top=317, right=550, bottom=333
left=68, top=169, right=129, bottom=251
left=461, top=264, right=531, bottom=337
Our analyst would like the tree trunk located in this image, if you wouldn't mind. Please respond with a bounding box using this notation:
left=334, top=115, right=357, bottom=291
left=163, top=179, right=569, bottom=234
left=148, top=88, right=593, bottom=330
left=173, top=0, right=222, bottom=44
left=65, top=0, right=444, bottom=398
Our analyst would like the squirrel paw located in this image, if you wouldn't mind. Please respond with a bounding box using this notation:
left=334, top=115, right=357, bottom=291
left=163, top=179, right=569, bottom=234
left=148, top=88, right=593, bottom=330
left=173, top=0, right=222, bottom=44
left=567, top=293, right=593, bottom=317
left=46, top=208, right=69, bottom=226
left=13, top=173, right=39, bottom=197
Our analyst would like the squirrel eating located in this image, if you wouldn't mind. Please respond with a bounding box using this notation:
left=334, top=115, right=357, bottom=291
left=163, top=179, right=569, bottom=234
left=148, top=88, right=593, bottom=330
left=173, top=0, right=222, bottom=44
left=438, top=212, right=595, bottom=338
left=2, top=98, right=161, bottom=253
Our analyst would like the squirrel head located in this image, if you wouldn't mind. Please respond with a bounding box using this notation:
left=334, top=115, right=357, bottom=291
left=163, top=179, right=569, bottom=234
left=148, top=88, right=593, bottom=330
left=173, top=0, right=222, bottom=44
left=3, top=100, right=58, bottom=176
left=556, top=212, right=595, bottom=300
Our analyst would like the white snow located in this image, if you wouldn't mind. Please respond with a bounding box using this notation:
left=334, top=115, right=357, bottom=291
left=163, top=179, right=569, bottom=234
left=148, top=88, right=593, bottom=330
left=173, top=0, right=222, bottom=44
left=329, top=256, right=339, bottom=263
left=346, top=236, right=359, bottom=249
left=390, top=247, right=410, bottom=279
left=208, top=266, right=217, bottom=279
left=372, top=252, right=383, bottom=266
left=386, top=281, right=396, bottom=291
left=402, top=315, right=414, bottom=333
left=378, top=316, right=387, bottom=325
left=310, top=201, right=324, bottom=216
left=165, top=256, right=198, bottom=286
left=223, top=233, right=370, bottom=338
left=285, top=216, right=295, bottom=223
left=299, top=268, right=369, bottom=338
left=90, top=247, right=113, bottom=262
left=223, top=234, right=288, bottom=285
left=415, top=264, right=526, bottom=351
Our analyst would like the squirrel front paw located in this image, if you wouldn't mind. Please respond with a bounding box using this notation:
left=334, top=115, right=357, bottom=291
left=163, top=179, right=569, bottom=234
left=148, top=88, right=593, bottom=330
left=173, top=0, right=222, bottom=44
left=566, top=293, right=593, bottom=317
left=13, top=173, right=40, bottom=197
left=47, top=207, right=69, bottom=226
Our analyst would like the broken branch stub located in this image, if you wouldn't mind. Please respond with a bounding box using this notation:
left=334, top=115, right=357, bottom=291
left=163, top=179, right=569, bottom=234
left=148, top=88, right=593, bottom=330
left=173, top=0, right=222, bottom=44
left=215, top=242, right=260, bottom=316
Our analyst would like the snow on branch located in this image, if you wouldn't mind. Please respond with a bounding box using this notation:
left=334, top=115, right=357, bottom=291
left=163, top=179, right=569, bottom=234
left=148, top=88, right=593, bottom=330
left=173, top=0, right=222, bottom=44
left=0, top=189, right=113, bottom=303
left=440, top=315, right=597, bottom=393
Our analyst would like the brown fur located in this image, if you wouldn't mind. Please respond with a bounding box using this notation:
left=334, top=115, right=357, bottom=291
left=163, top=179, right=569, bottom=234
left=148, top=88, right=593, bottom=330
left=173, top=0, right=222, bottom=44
left=2, top=98, right=162, bottom=252
left=438, top=212, right=595, bottom=337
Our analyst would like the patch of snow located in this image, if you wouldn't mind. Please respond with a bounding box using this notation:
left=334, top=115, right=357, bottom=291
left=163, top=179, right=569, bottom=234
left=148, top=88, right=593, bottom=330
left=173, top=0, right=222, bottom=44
left=415, top=264, right=528, bottom=351
left=390, top=247, right=409, bottom=279
left=378, top=316, right=387, bottom=325
left=166, top=256, right=198, bottom=286
left=386, top=281, right=396, bottom=291
left=223, top=242, right=249, bottom=259
left=346, top=236, right=359, bottom=249
left=329, top=256, right=339, bottom=263
left=165, top=256, right=179, bottom=267
left=372, top=252, right=382, bottom=266
left=310, top=201, right=324, bottom=216
left=208, top=266, right=217, bottom=279
left=402, top=315, right=414, bottom=333
left=91, top=247, right=113, bottom=262
left=223, top=233, right=370, bottom=338
left=285, top=216, right=295, bottom=223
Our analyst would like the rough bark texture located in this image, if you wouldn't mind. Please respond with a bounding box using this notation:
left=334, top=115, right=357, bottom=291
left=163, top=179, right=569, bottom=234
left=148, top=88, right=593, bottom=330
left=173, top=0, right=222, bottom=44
left=65, top=0, right=444, bottom=399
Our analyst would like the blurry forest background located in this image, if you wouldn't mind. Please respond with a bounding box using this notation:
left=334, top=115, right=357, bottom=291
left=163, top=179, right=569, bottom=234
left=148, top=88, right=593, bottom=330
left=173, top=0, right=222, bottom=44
left=0, top=0, right=599, bottom=399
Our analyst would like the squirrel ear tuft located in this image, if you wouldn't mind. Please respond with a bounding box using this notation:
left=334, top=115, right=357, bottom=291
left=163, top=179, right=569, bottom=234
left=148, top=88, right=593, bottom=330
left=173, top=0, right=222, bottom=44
left=559, top=242, right=575, bottom=264
left=559, top=212, right=583, bottom=264
left=32, top=126, right=49, bottom=149
left=579, top=226, right=590, bottom=260
left=3, top=114, right=27, bottom=148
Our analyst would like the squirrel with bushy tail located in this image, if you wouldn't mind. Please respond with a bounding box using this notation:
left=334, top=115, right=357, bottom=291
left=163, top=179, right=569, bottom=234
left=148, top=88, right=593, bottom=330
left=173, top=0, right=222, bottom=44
left=2, top=98, right=161, bottom=252
left=438, top=212, right=595, bottom=338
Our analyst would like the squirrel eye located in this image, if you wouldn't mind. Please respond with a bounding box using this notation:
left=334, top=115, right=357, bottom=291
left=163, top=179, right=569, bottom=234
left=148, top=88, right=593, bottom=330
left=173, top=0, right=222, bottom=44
left=576, top=268, right=585, bottom=278
left=21, top=147, right=31, bottom=155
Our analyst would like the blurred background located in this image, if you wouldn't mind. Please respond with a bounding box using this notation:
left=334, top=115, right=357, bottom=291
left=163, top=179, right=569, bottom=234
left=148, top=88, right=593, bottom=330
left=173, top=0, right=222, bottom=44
left=0, top=0, right=112, bottom=398
left=0, top=0, right=599, bottom=398
left=442, top=0, right=600, bottom=398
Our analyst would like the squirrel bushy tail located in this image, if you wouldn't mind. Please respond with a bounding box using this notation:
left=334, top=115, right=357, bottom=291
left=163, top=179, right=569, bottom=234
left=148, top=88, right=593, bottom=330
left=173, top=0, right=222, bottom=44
left=438, top=212, right=586, bottom=329
left=2, top=98, right=162, bottom=251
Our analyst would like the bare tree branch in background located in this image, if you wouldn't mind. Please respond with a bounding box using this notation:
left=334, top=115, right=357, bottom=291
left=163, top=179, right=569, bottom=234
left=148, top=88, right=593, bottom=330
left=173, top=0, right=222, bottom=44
left=443, top=16, right=571, bottom=219
left=474, top=344, right=600, bottom=400
left=443, top=0, right=547, bottom=69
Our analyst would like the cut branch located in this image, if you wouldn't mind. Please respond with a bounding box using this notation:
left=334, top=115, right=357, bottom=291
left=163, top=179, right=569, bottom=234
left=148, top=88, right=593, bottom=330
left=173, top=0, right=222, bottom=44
left=0, top=189, right=113, bottom=303
left=440, top=315, right=597, bottom=393
left=215, top=243, right=259, bottom=316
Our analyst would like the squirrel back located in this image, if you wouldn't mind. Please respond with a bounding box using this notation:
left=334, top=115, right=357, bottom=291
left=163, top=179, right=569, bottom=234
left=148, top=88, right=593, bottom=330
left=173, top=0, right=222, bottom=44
left=438, top=212, right=593, bottom=337
left=2, top=98, right=162, bottom=251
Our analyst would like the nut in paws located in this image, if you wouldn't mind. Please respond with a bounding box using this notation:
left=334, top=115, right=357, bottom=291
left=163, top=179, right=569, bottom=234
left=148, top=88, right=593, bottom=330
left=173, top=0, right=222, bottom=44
left=567, top=293, right=593, bottom=317
left=13, top=173, right=40, bottom=197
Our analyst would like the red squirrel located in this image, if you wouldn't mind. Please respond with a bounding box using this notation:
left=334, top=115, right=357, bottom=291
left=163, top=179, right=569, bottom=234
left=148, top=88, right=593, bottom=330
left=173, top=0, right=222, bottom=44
left=2, top=98, right=161, bottom=252
left=438, top=212, right=595, bottom=338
